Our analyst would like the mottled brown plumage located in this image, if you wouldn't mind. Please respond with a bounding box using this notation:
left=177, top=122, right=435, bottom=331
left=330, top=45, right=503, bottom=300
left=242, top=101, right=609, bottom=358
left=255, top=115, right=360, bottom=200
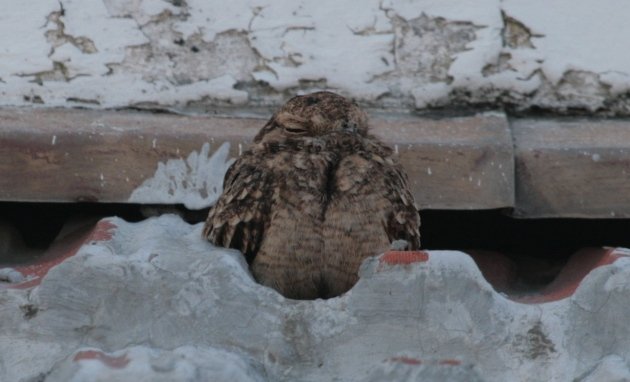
left=203, top=92, right=420, bottom=299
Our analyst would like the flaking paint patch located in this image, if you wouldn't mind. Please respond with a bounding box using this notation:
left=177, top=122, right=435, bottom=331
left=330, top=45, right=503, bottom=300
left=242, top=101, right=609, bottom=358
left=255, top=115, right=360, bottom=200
left=128, top=142, right=234, bottom=209
left=4, top=1, right=630, bottom=114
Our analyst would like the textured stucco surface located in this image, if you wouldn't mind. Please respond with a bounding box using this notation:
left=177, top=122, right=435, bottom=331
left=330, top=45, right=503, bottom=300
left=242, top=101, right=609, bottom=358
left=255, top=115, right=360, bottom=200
left=2, top=0, right=630, bottom=114
left=2, top=216, right=630, bottom=381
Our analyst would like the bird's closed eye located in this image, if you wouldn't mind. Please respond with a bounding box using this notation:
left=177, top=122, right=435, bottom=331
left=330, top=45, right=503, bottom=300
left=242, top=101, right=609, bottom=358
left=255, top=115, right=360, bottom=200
left=283, top=126, right=308, bottom=134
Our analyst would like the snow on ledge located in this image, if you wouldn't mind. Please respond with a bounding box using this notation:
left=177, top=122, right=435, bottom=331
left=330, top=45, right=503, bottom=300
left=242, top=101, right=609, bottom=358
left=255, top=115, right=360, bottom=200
left=128, top=142, right=234, bottom=209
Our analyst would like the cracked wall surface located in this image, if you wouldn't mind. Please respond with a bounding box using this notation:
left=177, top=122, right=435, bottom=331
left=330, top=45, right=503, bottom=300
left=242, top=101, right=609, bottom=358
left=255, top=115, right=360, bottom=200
left=2, top=0, right=630, bottom=114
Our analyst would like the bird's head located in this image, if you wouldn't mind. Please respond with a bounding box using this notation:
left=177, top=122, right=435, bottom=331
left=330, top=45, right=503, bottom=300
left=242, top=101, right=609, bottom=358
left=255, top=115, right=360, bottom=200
left=253, top=92, right=368, bottom=144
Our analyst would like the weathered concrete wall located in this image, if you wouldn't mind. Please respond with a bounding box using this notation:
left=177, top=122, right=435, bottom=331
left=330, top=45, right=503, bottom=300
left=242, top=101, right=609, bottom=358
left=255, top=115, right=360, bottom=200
left=2, top=0, right=630, bottom=114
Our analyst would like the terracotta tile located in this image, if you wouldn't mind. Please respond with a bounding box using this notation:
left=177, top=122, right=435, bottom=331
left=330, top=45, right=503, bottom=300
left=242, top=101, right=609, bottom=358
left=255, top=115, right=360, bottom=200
left=0, top=219, right=117, bottom=289
left=73, top=350, right=130, bottom=369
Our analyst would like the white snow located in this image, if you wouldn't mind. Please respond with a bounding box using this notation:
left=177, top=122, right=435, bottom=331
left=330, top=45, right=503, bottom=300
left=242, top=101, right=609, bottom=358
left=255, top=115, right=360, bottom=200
left=0, top=267, right=25, bottom=283
left=129, top=142, right=234, bottom=209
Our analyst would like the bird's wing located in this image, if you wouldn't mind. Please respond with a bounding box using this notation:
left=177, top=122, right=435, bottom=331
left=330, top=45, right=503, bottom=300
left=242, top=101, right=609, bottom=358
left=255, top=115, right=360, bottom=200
left=379, top=155, right=422, bottom=250
left=203, top=152, right=274, bottom=261
left=328, top=138, right=421, bottom=250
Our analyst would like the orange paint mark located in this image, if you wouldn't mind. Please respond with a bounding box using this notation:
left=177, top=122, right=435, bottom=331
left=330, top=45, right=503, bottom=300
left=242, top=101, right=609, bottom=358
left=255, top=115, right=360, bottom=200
left=380, top=251, right=429, bottom=266
left=74, top=350, right=130, bottom=369
left=389, top=356, right=422, bottom=366
left=88, top=220, right=117, bottom=242
left=439, top=359, right=461, bottom=366
left=1, top=219, right=117, bottom=290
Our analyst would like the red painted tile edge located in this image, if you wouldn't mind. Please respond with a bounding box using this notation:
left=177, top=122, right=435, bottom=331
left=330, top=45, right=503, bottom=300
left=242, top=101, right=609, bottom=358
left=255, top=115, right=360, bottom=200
left=0, top=219, right=117, bottom=290
left=389, top=356, right=423, bottom=366
left=73, top=350, right=130, bottom=369
left=467, top=247, right=628, bottom=304
left=513, top=247, right=624, bottom=304
left=380, top=251, right=429, bottom=266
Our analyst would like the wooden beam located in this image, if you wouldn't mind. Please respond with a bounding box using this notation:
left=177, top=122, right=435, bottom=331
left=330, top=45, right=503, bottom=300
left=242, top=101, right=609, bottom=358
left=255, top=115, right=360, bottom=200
left=372, top=112, right=514, bottom=210
left=0, top=108, right=253, bottom=204
left=512, top=118, right=630, bottom=218
left=0, top=108, right=514, bottom=210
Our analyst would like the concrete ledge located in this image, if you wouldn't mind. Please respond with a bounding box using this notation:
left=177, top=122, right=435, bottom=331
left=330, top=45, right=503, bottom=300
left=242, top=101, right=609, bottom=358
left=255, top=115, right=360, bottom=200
left=0, top=108, right=514, bottom=210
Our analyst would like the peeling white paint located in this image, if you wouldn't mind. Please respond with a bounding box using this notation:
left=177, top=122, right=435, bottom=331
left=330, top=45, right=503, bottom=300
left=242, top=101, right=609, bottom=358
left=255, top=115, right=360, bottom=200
left=128, top=142, right=234, bottom=209
left=2, top=1, right=630, bottom=113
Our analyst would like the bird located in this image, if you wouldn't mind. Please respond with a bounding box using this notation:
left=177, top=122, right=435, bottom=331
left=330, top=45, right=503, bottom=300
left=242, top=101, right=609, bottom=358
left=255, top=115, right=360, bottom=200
left=203, top=91, right=420, bottom=299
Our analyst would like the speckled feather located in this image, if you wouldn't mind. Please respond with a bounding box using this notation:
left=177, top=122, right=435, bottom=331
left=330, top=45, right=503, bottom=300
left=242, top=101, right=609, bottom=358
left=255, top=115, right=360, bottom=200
left=203, top=92, right=420, bottom=299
